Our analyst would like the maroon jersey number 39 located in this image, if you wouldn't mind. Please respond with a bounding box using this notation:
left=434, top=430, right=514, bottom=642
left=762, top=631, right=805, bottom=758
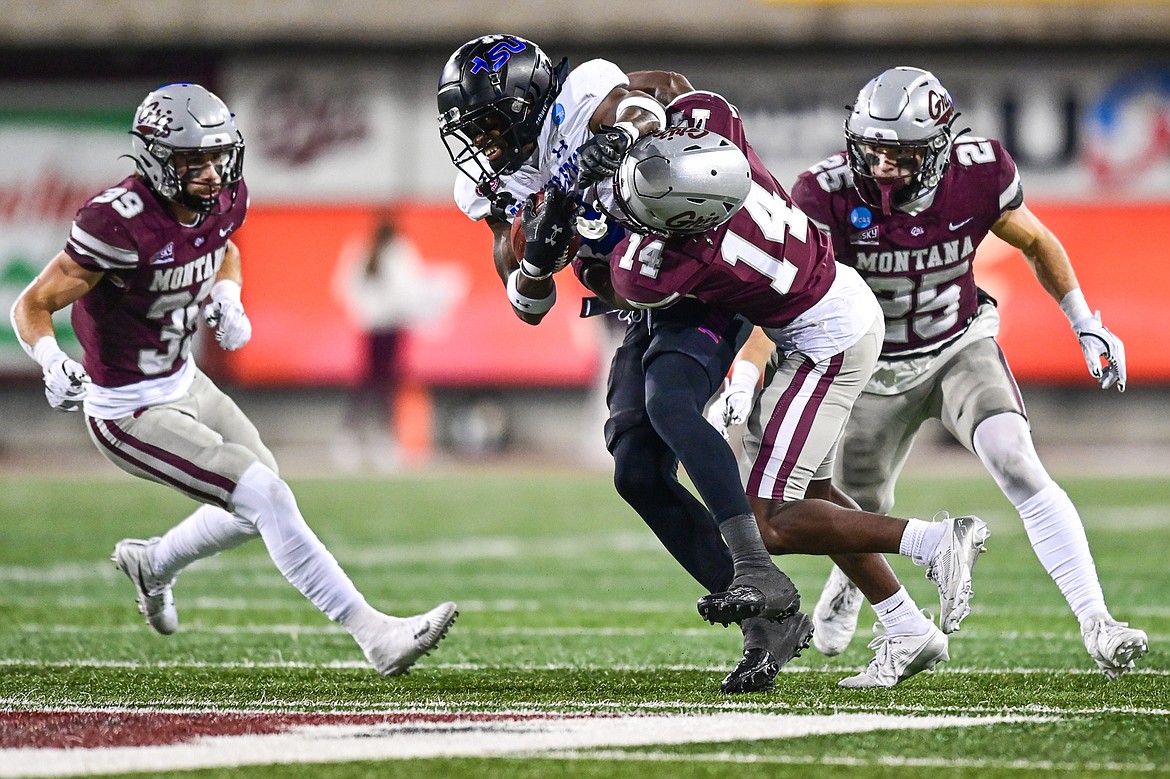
left=64, top=176, right=248, bottom=388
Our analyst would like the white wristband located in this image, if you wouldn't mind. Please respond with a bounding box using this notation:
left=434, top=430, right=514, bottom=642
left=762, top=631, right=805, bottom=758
left=1059, top=288, right=1093, bottom=329
left=507, top=269, right=557, bottom=315
left=211, top=279, right=242, bottom=304
left=728, top=359, right=761, bottom=393
left=615, top=94, right=667, bottom=128
left=613, top=121, right=639, bottom=143
left=31, top=336, right=68, bottom=371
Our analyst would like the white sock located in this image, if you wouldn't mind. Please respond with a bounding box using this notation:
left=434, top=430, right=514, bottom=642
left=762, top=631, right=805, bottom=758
left=1016, top=482, right=1107, bottom=626
left=899, top=518, right=947, bottom=566
left=152, top=504, right=258, bottom=582
left=872, top=587, right=932, bottom=635
left=231, top=463, right=368, bottom=623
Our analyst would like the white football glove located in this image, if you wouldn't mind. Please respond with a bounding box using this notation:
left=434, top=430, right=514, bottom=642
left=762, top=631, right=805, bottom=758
left=1073, top=313, right=1126, bottom=392
left=42, top=353, right=90, bottom=412
left=203, top=281, right=252, bottom=351
left=705, top=360, right=761, bottom=439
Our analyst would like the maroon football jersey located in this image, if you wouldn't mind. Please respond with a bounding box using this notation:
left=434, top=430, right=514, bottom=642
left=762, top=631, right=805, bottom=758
left=609, top=92, right=836, bottom=328
left=791, top=137, right=1021, bottom=356
left=65, top=175, right=248, bottom=387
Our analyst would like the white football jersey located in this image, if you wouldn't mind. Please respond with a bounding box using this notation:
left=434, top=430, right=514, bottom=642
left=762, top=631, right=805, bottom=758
left=454, top=59, right=627, bottom=221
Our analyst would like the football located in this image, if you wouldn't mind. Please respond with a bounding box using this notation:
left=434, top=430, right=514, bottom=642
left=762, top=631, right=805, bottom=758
left=510, top=190, right=582, bottom=268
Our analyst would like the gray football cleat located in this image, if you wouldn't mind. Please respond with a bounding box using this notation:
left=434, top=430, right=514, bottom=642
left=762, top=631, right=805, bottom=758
left=926, top=514, right=989, bottom=633
left=1081, top=614, right=1149, bottom=680
left=112, top=537, right=178, bottom=635
left=838, top=618, right=949, bottom=689
left=353, top=601, right=458, bottom=676
left=812, top=565, right=864, bottom=656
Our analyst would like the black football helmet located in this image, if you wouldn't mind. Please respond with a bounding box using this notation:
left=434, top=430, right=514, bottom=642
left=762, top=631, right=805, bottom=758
left=437, top=35, right=567, bottom=197
left=845, top=67, right=956, bottom=214
left=130, top=83, right=244, bottom=215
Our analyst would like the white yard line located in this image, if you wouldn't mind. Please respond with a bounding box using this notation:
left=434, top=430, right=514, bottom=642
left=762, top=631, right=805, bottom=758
left=0, top=712, right=1051, bottom=778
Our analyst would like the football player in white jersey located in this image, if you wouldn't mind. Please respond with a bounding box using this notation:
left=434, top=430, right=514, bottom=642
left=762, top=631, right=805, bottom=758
left=10, top=82, right=456, bottom=676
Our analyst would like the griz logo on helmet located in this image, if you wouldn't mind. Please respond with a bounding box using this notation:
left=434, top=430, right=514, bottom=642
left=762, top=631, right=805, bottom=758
left=928, top=90, right=954, bottom=125
left=135, top=100, right=175, bottom=139
left=664, top=209, right=727, bottom=232
left=654, top=126, right=713, bottom=142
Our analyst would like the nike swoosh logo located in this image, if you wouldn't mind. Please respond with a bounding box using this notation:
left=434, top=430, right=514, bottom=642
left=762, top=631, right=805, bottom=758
left=413, top=620, right=431, bottom=641
left=949, top=218, right=973, bottom=230
left=219, top=223, right=235, bottom=237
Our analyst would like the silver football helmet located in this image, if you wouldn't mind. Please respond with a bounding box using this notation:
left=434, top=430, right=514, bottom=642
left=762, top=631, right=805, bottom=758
left=130, top=83, right=244, bottom=214
left=611, top=128, right=752, bottom=236
left=845, top=67, right=955, bottom=213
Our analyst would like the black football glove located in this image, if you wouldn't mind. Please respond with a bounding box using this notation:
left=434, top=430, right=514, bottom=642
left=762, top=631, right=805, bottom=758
left=577, top=125, right=635, bottom=184
left=519, top=184, right=579, bottom=279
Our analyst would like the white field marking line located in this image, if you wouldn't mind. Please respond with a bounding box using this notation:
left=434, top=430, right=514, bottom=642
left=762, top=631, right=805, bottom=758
left=2, top=658, right=1168, bottom=679
left=1, top=700, right=1164, bottom=718
left=17, top=596, right=1170, bottom=621
left=0, top=712, right=1046, bottom=778
left=541, top=749, right=1162, bottom=773
left=12, top=623, right=1169, bottom=647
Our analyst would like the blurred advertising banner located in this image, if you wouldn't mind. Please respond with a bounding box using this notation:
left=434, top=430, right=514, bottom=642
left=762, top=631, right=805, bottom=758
left=220, top=203, right=603, bottom=388
left=0, top=100, right=137, bottom=375
left=974, top=201, right=1170, bottom=384
left=221, top=200, right=1168, bottom=389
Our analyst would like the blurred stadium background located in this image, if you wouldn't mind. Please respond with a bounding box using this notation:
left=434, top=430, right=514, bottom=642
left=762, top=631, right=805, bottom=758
left=2, top=0, right=1169, bottom=476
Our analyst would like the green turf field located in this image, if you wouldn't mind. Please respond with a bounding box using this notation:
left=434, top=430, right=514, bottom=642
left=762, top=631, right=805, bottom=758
left=1, top=468, right=1166, bottom=777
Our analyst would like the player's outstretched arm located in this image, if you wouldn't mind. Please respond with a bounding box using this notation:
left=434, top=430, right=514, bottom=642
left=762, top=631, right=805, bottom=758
left=992, top=204, right=1125, bottom=391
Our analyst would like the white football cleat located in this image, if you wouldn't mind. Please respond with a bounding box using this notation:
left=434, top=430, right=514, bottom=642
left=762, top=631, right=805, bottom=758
left=838, top=618, right=949, bottom=689
left=111, top=537, right=178, bottom=635
left=1081, top=614, right=1149, bottom=680
left=812, top=565, right=864, bottom=656
left=352, top=601, right=458, bottom=676
left=926, top=514, right=989, bottom=633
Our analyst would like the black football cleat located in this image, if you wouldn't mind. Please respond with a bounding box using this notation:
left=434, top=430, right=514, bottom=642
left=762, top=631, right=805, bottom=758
left=721, top=612, right=815, bottom=694
left=698, top=568, right=801, bottom=625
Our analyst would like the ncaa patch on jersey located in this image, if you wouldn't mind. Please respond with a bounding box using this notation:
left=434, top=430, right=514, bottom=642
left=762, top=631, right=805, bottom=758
left=553, top=103, right=566, bottom=125
left=849, top=206, right=873, bottom=229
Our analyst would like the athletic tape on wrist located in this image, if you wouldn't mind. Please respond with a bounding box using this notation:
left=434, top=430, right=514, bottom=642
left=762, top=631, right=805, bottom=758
left=507, top=269, right=557, bottom=315
left=1059, top=288, right=1093, bottom=329
left=615, top=94, right=667, bottom=128
left=519, top=259, right=552, bottom=281
left=31, top=336, right=67, bottom=371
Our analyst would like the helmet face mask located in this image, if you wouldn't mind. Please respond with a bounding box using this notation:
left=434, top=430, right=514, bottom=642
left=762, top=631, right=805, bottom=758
left=845, top=67, right=955, bottom=214
left=611, top=128, right=753, bottom=238
left=437, top=35, right=562, bottom=196
left=130, top=83, right=244, bottom=215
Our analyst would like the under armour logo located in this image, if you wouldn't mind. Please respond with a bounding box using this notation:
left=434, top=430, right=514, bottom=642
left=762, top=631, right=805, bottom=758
left=544, top=224, right=563, bottom=245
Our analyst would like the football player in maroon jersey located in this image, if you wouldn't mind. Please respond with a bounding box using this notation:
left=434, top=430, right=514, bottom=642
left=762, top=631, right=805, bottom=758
left=772, top=66, right=1145, bottom=678
left=603, top=92, right=992, bottom=689
left=439, top=35, right=816, bottom=693
left=10, top=83, right=456, bottom=676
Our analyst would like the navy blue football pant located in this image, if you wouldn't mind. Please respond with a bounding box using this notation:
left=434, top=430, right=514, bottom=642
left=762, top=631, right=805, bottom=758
left=604, top=303, right=750, bottom=594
